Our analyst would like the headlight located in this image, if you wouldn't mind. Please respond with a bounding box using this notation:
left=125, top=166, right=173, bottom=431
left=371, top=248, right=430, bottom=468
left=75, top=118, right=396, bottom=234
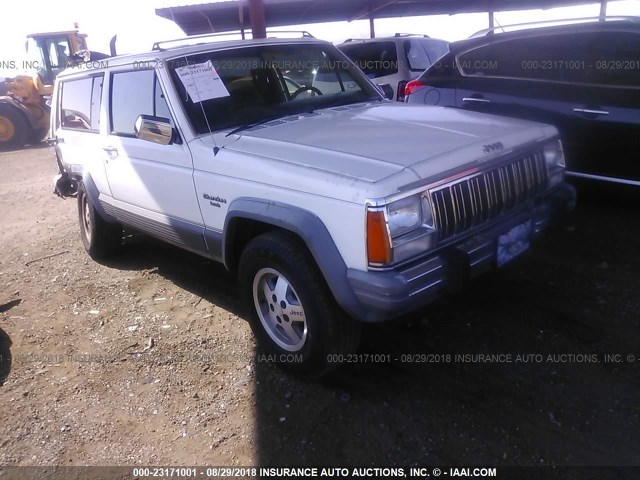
left=544, top=139, right=566, bottom=188
left=387, top=195, right=422, bottom=238
left=367, top=194, right=436, bottom=267
left=543, top=139, right=565, bottom=168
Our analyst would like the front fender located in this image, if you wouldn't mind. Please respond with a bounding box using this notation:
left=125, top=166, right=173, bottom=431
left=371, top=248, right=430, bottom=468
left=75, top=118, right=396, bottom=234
left=224, top=198, right=362, bottom=319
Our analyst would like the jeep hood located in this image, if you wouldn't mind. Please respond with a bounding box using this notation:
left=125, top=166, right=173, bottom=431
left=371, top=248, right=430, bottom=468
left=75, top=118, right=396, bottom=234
left=196, top=103, right=558, bottom=202
left=222, top=103, right=554, bottom=186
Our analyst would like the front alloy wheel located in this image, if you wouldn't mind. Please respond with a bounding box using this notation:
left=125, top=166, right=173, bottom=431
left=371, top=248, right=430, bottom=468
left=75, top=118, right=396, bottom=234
left=253, top=267, right=307, bottom=352
left=238, top=230, right=361, bottom=376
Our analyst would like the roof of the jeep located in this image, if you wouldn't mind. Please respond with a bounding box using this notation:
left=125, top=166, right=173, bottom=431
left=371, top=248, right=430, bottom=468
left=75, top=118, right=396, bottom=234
left=56, top=37, right=330, bottom=79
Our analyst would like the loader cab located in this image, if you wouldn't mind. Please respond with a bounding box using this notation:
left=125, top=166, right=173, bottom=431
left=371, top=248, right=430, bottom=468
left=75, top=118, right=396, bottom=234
left=26, top=31, right=88, bottom=87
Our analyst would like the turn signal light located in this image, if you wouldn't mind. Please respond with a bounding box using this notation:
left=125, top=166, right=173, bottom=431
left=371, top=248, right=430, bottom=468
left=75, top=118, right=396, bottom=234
left=366, top=209, right=392, bottom=266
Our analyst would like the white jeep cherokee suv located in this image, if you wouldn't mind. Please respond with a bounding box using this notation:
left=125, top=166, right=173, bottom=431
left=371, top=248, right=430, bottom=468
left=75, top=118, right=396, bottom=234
left=51, top=36, right=575, bottom=375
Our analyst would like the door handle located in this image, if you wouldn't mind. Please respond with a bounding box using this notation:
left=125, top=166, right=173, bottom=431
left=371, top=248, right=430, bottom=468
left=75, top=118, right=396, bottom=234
left=462, top=97, right=491, bottom=104
left=573, top=108, right=609, bottom=116
left=103, top=146, right=119, bottom=158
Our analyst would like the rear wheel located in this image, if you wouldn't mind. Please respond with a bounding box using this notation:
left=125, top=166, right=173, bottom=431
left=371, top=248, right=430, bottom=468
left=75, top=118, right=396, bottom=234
left=238, top=230, right=361, bottom=377
left=77, top=182, right=122, bottom=259
left=0, top=105, right=28, bottom=150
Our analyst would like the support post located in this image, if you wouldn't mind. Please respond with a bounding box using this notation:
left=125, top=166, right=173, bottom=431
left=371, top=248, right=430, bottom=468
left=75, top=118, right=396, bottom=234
left=238, top=0, right=245, bottom=39
left=369, top=3, right=375, bottom=38
left=248, top=0, right=266, bottom=39
left=599, top=0, right=607, bottom=21
left=488, top=0, right=494, bottom=29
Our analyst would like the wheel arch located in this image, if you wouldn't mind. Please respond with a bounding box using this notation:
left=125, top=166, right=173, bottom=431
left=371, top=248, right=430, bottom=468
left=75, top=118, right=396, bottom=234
left=223, top=198, right=362, bottom=319
left=80, top=172, right=119, bottom=224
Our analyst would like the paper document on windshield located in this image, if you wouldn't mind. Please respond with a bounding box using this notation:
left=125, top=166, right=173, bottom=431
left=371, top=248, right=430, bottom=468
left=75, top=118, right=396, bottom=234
left=175, top=60, right=230, bottom=102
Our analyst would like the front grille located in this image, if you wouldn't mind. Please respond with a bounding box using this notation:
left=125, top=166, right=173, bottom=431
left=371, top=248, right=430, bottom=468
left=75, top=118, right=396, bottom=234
left=430, top=150, right=548, bottom=241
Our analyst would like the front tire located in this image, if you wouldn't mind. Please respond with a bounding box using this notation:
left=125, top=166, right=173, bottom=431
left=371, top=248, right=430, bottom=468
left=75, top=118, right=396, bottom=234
left=238, top=230, right=360, bottom=377
left=77, top=182, right=122, bottom=259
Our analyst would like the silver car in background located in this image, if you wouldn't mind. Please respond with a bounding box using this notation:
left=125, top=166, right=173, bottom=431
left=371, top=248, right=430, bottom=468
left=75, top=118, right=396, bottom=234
left=338, top=34, right=449, bottom=101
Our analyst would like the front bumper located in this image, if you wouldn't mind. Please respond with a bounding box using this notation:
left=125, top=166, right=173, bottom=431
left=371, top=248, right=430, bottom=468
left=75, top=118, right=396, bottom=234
left=345, top=183, right=576, bottom=322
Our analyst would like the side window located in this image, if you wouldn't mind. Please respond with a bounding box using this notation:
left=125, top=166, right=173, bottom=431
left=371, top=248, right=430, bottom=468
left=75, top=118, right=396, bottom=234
left=111, top=70, right=155, bottom=136
left=585, top=32, right=640, bottom=88
left=423, top=40, right=449, bottom=65
left=457, top=34, right=621, bottom=84
left=340, top=42, right=399, bottom=78
left=405, top=39, right=449, bottom=71
left=405, top=40, right=431, bottom=71
left=458, top=36, right=574, bottom=82
left=111, top=70, right=175, bottom=136
left=312, top=66, right=360, bottom=96
left=61, top=76, right=102, bottom=131
left=46, top=37, right=71, bottom=69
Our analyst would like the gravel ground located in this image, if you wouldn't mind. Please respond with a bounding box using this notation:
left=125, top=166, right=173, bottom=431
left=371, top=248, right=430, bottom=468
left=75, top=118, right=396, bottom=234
left=0, top=145, right=638, bottom=471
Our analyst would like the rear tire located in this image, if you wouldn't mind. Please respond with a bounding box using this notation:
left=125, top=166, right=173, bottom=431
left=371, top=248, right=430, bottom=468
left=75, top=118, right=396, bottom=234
left=77, top=182, right=122, bottom=259
left=238, top=230, right=361, bottom=377
left=0, top=105, right=28, bottom=150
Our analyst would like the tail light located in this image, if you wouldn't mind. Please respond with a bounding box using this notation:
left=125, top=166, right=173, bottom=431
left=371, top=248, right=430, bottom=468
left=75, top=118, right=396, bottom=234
left=396, top=81, right=408, bottom=102
left=405, top=79, right=427, bottom=97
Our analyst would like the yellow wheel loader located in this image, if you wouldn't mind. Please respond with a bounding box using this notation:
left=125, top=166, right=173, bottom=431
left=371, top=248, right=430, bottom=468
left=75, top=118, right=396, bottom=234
left=0, top=30, right=108, bottom=150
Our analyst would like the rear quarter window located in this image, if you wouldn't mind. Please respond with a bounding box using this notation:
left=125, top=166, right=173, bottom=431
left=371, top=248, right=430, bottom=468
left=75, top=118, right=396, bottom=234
left=60, top=75, right=103, bottom=131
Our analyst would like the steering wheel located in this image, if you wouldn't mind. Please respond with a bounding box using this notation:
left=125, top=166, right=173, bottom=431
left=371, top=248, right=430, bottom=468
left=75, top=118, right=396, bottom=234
left=290, top=86, right=323, bottom=99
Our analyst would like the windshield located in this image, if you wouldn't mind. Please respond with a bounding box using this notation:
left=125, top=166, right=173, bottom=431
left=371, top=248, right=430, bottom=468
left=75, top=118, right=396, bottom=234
left=168, top=43, right=382, bottom=135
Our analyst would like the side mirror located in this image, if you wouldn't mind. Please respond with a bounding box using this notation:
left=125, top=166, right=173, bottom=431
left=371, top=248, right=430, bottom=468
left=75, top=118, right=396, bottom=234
left=378, top=83, right=395, bottom=100
left=134, top=115, right=174, bottom=145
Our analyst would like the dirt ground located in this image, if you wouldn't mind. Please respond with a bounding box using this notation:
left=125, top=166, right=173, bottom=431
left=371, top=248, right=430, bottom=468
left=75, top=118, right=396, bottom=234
left=0, top=145, right=638, bottom=470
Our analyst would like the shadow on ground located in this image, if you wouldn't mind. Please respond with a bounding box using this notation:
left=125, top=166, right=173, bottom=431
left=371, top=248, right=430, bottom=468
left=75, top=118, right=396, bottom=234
left=0, top=328, right=12, bottom=386
left=0, top=299, right=22, bottom=313
left=99, top=194, right=639, bottom=467
left=252, top=198, right=640, bottom=467
left=101, top=233, right=242, bottom=319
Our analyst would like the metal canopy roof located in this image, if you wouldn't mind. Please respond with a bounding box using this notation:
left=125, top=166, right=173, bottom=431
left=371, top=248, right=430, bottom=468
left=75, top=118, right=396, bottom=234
left=156, top=0, right=600, bottom=35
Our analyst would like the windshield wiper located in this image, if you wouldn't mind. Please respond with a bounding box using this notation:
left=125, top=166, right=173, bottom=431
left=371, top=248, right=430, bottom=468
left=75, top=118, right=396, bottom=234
left=224, top=111, right=317, bottom=137
left=225, top=114, right=291, bottom=137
